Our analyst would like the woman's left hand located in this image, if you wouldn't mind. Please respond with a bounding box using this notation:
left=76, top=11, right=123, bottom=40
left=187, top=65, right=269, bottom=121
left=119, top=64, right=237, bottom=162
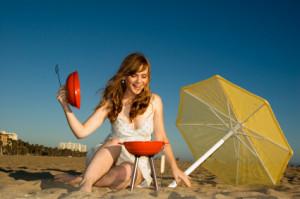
left=172, top=166, right=191, bottom=187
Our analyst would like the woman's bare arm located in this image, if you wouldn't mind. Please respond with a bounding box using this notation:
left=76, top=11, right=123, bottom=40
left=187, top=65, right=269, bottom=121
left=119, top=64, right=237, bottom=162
left=57, top=86, right=110, bottom=139
left=152, top=94, right=191, bottom=187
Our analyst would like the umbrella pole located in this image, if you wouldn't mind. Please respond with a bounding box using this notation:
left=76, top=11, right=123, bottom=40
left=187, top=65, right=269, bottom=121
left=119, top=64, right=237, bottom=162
left=168, top=129, right=235, bottom=188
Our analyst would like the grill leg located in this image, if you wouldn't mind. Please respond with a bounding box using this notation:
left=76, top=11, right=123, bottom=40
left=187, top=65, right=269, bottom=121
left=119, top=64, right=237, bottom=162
left=149, top=156, right=159, bottom=191
left=130, top=156, right=139, bottom=192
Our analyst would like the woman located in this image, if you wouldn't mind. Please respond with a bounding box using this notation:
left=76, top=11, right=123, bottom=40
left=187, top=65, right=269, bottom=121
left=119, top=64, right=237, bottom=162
left=56, top=52, right=191, bottom=192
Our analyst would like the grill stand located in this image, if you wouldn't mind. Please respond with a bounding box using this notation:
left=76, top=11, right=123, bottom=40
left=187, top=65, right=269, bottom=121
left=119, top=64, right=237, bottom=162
left=130, top=155, right=159, bottom=192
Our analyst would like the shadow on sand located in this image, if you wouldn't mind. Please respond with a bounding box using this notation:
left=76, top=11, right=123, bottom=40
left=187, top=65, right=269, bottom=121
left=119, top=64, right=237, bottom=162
left=0, top=167, right=79, bottom=192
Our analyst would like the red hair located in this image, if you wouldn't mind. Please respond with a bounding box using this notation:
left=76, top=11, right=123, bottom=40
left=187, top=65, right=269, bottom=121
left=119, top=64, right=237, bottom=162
left=95, top=52, right=151, bottom=122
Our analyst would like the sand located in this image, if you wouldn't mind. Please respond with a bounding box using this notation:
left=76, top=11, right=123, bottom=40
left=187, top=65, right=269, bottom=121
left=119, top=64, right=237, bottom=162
left=0, top=155, right=299, bottom=199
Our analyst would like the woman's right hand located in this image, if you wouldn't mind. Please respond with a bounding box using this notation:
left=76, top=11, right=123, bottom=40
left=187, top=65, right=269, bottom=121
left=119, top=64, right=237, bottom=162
left=56, top=85, right=69, bottom=107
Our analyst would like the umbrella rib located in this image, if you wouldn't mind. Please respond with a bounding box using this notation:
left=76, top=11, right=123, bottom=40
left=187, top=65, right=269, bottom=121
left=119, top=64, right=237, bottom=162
left=236, top=131, right=276, bottom=184
left=227, top=98, right=234, bottom=129
left=209, top=107, right=229, bottom=128
left=178, top=123, right=228, bottom=131
left=235, top=135, right=257, bottom=157
left=241, top=127, right=290, bottom=152
left=241, top=103, right=265, bottom=124
left=203, top=125, right=228, bottom=131
left=179, top=123, right=225, bottom=126
left=184, top=91, right=236, bottom=128
left=234, top=136, right=241, bottom=184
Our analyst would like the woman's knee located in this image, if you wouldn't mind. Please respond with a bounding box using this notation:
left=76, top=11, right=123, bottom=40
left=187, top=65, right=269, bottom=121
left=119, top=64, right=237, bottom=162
left=117, top=163, right=133, bottom=182
left=119, top=162, right=142, bottom=185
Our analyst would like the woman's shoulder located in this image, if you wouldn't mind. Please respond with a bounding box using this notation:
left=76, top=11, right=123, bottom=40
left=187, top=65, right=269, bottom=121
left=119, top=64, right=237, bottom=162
left=150, top=93, right=163, bottom=107
left=95, top=99, right=112, bottom=112
left=151, top=93, right=161, bottom=101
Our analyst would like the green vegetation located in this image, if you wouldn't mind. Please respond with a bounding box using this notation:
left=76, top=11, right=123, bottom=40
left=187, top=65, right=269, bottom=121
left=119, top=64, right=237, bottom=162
left=0, top=139, right=86, bottom=157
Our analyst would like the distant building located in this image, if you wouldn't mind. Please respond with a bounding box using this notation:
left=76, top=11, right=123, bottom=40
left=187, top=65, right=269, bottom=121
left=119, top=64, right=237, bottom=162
left=58, top=142, right=87, bottom=152
left=0, top=134, right=8, bottom=146
left=0, top=130, right=18, bottom=146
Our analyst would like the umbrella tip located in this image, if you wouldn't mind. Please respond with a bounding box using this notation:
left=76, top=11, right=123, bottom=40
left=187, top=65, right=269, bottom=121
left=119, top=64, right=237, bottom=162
left=263, top=99, right=271, bottom=106
left=213, top=74, right=222, bottom=79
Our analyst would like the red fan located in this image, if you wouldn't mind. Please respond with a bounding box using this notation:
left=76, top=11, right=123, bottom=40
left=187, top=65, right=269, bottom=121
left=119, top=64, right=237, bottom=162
left=66, top=71, right=81, bottom=109
left=55, top=65, right=81, bottom=109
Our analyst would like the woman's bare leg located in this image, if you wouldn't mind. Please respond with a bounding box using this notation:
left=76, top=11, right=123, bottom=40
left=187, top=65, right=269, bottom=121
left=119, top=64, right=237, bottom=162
left=54, top=173, right=83, bottom=186
left=80, top=138, right=121, bottom=192
left=55, top=162, right=142, bottom=190
left=93, top=162, right=143, bottom=190
left=54, top=162, right=142, bottom=190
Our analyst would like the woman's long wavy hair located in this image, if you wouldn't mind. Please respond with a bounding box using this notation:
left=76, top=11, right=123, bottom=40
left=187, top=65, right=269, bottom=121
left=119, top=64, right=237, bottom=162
left=95, top=52, right=151, bottom=123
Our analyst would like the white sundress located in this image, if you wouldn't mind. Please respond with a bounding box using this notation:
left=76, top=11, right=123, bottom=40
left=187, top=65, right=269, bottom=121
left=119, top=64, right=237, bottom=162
left=86, top=107, right=154, bottom=187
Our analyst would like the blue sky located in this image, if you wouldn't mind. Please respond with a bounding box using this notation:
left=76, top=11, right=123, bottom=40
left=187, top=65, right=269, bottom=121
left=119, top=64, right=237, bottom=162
left=0, top=0, right=299, bottom=164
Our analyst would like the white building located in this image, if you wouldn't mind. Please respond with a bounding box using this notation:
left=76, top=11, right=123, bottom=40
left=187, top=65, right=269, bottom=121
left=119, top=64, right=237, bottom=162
left=0, top=130, right=18, bottom=141
left=58, top=142, right=87, bottom=152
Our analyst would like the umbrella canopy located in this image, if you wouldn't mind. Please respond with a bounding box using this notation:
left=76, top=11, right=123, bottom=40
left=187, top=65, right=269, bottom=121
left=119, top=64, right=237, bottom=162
left=177, top=75, right=293, bottom=185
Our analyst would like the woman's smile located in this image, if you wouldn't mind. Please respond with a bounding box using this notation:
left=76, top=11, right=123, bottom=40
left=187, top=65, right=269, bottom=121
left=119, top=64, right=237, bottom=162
left=126, top=67, right=149, bottom=95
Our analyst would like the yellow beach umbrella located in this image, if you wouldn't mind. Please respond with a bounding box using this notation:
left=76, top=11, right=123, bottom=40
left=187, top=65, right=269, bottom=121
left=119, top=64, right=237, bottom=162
left=169, top=75, right=293, bottom=187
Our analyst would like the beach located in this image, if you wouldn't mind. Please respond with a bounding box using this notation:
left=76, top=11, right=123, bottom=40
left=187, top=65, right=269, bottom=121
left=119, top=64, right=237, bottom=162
left=0, top=155, right=299, bottom=199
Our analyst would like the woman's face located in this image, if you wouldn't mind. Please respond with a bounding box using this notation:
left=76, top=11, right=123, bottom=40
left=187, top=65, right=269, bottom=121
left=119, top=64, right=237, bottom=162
left=125, top=66, right=149, bottom=95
